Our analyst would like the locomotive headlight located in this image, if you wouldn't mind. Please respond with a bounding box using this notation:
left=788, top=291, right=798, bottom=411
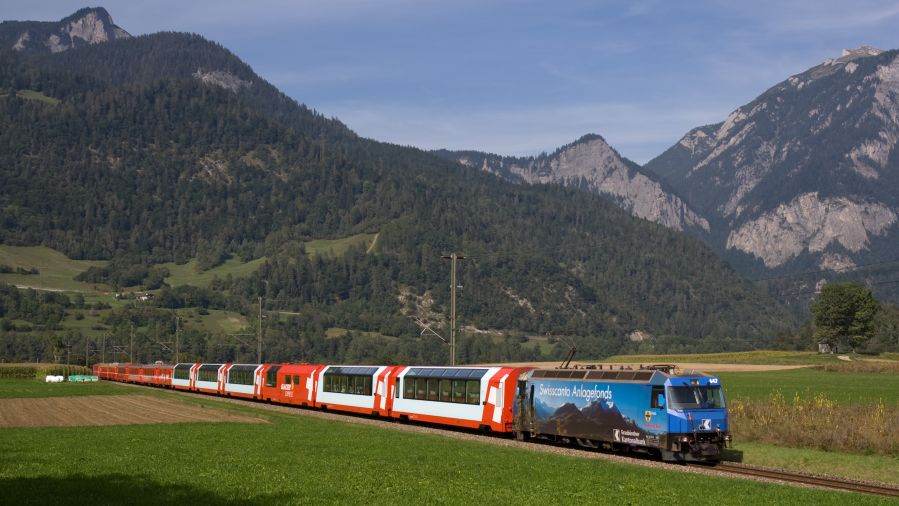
left=681, top=436, right=690, bottom=442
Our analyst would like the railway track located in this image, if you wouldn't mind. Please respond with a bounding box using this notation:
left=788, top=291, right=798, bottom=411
left=703, top=462, right=899, bottom=498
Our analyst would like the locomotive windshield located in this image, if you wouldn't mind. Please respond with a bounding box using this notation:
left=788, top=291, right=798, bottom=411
left=666, top=386, right=725, bottom=410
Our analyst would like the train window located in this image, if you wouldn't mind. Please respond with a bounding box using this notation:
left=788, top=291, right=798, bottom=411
left=651, top=386, right=665, bottom=409
left=396, top=378, right=401, bottom=398
left=340, top=375, right=349, bottom=393
left=173, top=365, right=190, bottom=380
left=439, top=379, right=452, bottom=402
left=228, top=367, right=256, bottom=386
left=293, top=375, right=300, bottom=385
left=415, top=378, right=427, bottom=400
left=452, top=380, right=466, bottom=403
left=667, top=386, right=725, bottom=410
left=404, top=377, right=415, bottom=398
left=323, top=374, right=332, bottom=391
left=466, top=380, right=480, bottom=405
left=197, top=365, right=221, bottom=383
left=265, top=366, right=280, bottom=387
left=361, top=376, right=368, bottom=395
left=427, top=379, right=439, bottom=401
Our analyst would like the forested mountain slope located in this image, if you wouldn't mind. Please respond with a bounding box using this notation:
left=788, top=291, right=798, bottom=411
left=0, top=8, right=796, bottom=360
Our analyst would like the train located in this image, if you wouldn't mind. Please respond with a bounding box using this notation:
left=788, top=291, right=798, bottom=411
left=93, top=361, right=731, bottom=462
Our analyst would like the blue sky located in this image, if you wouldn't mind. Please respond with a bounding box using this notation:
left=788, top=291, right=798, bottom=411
left=6, top=1, right=899, bottom=163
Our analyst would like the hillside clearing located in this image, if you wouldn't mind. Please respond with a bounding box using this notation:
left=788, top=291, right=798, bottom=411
left=0, top=245, right=106, bottom=293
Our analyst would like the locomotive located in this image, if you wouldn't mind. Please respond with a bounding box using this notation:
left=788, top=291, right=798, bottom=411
left=513, top=364, right=730, bottom=462
left=93, top=361, right=730, bottom=462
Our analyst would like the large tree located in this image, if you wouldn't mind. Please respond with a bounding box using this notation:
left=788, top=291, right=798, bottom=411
left=810, top=283, right=879, bottom=351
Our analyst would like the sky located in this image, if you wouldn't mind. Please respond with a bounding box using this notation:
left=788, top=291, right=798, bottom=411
left=5, top=1, right=899, bottom=163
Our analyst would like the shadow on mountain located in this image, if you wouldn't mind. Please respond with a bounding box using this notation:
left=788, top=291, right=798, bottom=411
left=0, top=474, right=289, bottom=505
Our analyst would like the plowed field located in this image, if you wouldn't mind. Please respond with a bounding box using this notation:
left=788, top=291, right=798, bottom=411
left=0, top=394, right=266, bottom=428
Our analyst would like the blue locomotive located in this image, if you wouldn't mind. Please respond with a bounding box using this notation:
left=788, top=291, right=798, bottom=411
left=512, top=364, right=730, bottom=462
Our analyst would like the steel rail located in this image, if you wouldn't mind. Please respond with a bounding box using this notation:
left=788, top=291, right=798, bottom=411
left=706, top=462, right=899, bottom=498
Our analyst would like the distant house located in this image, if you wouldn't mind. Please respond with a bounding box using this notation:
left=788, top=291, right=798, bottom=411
left=137, top=293, right=155, bottom=302
left=817, top=342, right=838, bottom=354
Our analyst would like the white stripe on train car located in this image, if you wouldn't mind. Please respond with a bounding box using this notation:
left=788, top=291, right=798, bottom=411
left=379, top=371, right=391, bottom=410
left=492, top=373, right=508, bottom=423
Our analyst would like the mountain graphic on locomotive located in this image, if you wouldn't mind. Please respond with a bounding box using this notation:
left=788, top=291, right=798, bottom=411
left=93, top=362, right=730, bottom=462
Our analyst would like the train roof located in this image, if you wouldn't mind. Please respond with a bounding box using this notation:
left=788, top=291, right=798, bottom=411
left=528, top=364, right=715, bottom=384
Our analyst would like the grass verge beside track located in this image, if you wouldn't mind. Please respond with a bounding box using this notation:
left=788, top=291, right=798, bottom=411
left=0, top=380, right=892, bottom=505
left=735, top=441, right=899, bottom=486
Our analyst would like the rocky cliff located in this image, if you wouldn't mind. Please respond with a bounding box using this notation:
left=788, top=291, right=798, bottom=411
left=645, top=47, right=899, bottom=273
left=1, top=7, right=130, bottom=54
left=437, top=135, right=709, bottom=232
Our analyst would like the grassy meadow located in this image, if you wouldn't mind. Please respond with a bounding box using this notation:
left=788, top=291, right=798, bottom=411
left=0, top=245, right=106, bottom=294
left=719, top=368, right=899, bottom=406
left=159, top=256, right=268, bottom=288
left=305, top=232, right=377, bottom=257
left=0, top=379, right=891, bottom=505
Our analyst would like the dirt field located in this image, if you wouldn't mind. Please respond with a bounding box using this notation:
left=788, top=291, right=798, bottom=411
left=477, top=361, right=808, bottom=372
left=0, top=394, right=267, bottom=428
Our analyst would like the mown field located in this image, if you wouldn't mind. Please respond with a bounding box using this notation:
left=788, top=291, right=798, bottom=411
left=1, top=380, right=891, bottom=505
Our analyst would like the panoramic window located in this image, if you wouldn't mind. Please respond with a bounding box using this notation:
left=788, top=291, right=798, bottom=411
left=399, top=369, right=486, bottom=405
left=197, top=365, right=221, bottom=383
left=322, top=373, right=373, bottom=396
left=173, top=364, right=191, bottom=381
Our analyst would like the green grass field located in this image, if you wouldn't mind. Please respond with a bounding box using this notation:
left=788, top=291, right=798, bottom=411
left=719, top=368, right=899, bottom=406
left=0, top=90, right=60, bottom=105
left=0, top=379, right=132, bottom=399
left=305, top=233, right=376, bottom=258
left=0, top=380, right=889, bottom=505
left=182, top=309, right=248, bottom=334
left=0, top=245, right=106, bottom=294
left=160, top=256, right=268, bottom=288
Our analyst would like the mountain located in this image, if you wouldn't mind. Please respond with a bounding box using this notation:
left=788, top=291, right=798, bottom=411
left=645, top=47, right=899, bottom=283
left=435, top=135, right=709, bottom=233
left=0, top=8, right=797, bottom=362
left=0, top=7, right=131, bottom=54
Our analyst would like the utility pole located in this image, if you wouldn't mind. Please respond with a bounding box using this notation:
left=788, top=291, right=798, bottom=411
left=257, top=296, right=263, bottom=363
left=101, top=335, right=106, bottom=363
left=175, top=315, right=180, bottom=364
left=85, top=336, right=89, bottom=367
left=130, top=322, right=134, bottom=364
left=442, top=253, right=465, bottom=366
